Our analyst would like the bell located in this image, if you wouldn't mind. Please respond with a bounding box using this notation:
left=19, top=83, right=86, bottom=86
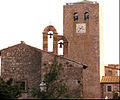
left=49, top=34, right=52, bottom=38
left=48, top=33, right=53, bottom=38
left=59, top=42, right=63, bottom=48
left=59, top=44, right=62, bottom=48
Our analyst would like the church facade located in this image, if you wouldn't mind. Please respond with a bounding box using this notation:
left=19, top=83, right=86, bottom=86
left=0, top=0, right=106, bottom=99
left=42, top=1, right=104, bottom=98
left=0, top=42, right=85, bottom=98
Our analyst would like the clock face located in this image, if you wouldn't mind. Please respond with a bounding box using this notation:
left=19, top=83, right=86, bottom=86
left=76, top=23, right=86, bottom=33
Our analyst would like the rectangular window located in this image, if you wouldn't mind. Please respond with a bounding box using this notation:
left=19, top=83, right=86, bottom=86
left=106, top=85, right=113, bottom=92
left=107, top=86, right=112, bottom=91
left=108, top=70, right=112, bottom=76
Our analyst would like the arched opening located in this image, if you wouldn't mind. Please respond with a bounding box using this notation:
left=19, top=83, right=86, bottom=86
left=84, top=12, right=89, bottom=20
left=48, top=31, right=53, bottom=52
left=58, top=40, right=63, bottom=55
left=74, top=12, right=78, bottom=21
left=43, top=25, right=58, bottom=53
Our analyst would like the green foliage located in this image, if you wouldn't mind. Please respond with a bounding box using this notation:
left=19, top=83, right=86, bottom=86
left=0, top=77, right=21, bottom=99
left=31, top=61, right=67, bottom=99
left=113, top=91, right=120, bottom=99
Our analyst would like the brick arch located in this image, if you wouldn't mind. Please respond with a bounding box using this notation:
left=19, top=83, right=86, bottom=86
left=42, top=25, right=58, bottom=53
left=57, top=36, right=68, bottom=56
left=42, top=25, right=68, bottom=56
left=57, top=35, right=68, bottom=43
left=43, top=25, right=58, bottom=33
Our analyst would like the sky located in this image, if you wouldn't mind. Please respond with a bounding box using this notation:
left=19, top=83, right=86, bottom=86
left=0, top=0, right=119, bottom=66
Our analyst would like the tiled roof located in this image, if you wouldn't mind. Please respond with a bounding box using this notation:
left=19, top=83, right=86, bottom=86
left=105, top=65, right=120, bottom=70
left=101, top=76, right=120, bottom=83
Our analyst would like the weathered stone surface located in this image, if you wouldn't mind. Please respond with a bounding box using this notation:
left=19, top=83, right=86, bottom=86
left=101, top=83, right=120, bottom=99
left=63, top=2, right=101, bottom=98
left=1, top=43, right=42, bottom=98
left=1, top=42, right=84, bottom=98
left=104, top=64, right=119, bottom=76
left=41, top=51, right=83, bottom=98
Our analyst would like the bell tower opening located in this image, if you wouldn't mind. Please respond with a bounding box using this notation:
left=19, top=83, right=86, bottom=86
left=48, top=31, right=53, bottom=52
left=74, top=12, right=78, bottom=21
left=43, top=25, right=68, bottom=56
left=84, top=12, right=89, bottom=20
left=42, top=25, right=58, bottom=54
left=58, top=40, right=63, bottom=55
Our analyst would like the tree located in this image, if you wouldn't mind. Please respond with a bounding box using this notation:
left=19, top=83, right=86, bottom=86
left=31, top=61, right=68, bottom=99
left=0, top=77, right=21, bottom=99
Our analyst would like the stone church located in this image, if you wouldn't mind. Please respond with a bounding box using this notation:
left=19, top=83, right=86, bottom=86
left=0, top=0, right=105, bottom=99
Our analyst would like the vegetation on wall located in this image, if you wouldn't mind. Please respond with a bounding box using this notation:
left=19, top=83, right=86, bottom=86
left=0, top=77, right=21, bottom=99
left=113, top=91, right=120, bottom=99
left=31, top=60, right=68, bottom=99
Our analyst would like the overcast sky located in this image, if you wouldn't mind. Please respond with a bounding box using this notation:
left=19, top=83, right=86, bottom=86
left=0, top=0, right=119, bottom=66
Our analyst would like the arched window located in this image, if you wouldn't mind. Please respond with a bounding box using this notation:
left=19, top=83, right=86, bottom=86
left=84, top=12, right=89, bottom=20
left=48, top=31, right=53, bottom=52
left=74, top=12, right=78, bottom=21
left=58, top=40, right=63, bottom=55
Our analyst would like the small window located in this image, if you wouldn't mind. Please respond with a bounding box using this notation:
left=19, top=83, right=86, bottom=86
left=106, top=85, right=112, bottom=92
left=108, top=70, right=112, bottom=76
left=74, top=12, right=78, bottom=21
left=84, top=12, right=89, bottom=20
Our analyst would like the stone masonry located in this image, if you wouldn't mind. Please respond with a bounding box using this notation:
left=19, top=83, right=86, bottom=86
left=0, top=42, right=85, bottom=98
left=1, top=42, right=42, bottom=98
left=104, top=64, right=119, bottom=76
left=101, top=64, right=120, bottom=99
left=63, top=1, right=101, bottom=98
left=41, top=50, right=84, bottom=98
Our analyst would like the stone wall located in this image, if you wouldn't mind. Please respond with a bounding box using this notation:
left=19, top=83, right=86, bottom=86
left=105, top=67, right=118, bottom=76
left=101, top=83, right=120, bottom=99
left=105, top=64, right=119, bottom=76
left=1, top=43, right=42, bottom=98
left=63, top=2, right=101, bottom=98
left=1, top=43, right=84, bottom=98
left=41, top=51, right=83, bottom=98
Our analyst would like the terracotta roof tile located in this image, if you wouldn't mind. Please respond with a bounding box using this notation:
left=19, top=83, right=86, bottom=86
left=105, top=64, right=120, bottom=70
left=101, top=76, right=120, bottom=83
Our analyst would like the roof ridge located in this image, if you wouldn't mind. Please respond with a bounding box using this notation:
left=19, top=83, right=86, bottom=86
left=0, top=42, right=87, bottom=68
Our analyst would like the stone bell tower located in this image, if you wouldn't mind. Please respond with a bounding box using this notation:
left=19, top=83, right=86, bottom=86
left=63, top=0, right=101, bottom=98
